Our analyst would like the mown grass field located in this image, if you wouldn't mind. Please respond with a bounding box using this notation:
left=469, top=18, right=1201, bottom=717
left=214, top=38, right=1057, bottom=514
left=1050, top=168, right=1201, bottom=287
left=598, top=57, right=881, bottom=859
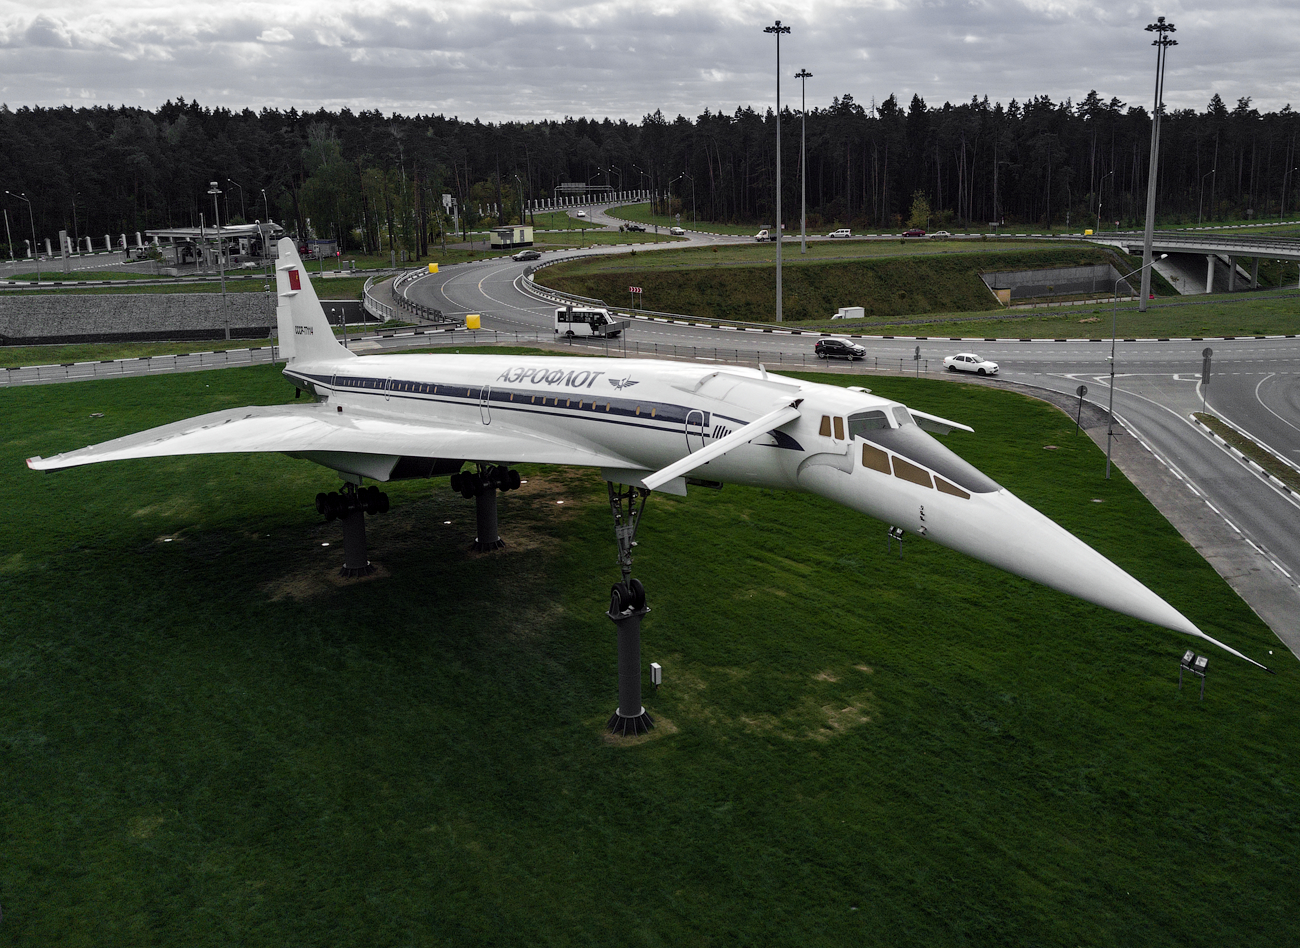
left=1, top=355, right=1296, bottom=945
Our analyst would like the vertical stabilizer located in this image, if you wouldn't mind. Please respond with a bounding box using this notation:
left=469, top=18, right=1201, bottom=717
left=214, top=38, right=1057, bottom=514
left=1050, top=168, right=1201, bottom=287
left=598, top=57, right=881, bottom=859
left=275, top=238, right=354, bottom=364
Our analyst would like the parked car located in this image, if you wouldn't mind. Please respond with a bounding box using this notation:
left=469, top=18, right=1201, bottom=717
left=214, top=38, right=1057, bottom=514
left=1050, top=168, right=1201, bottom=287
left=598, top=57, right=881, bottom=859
left=625, top=222, right=646, bottom=232
left=943, top=352, right=999, bottom=375
left=828, top=228, right=852, bottom=238
left=814, top=338, right=867, bottom=361
left=755, top=229, right=775, bottom=241
left=902, top=228, right=927, bottom=237
left=511, top=249, right=541, bottom=261
left=669, top=226, right=686, bottom=236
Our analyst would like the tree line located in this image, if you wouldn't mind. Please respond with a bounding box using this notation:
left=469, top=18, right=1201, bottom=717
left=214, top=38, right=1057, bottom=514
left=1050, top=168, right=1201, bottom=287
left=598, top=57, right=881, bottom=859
left=0, top=90, right=1296, bottom=257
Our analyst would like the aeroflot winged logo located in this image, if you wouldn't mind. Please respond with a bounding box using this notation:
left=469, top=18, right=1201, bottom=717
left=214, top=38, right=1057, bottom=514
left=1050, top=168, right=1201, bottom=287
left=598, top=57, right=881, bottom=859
left=608, top=376, right=639, bottom=390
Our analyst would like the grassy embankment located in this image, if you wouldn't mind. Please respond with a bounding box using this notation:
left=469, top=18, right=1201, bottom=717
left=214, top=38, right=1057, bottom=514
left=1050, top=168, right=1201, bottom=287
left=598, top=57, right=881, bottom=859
left=539, top=243, right=1300, bottom=337
left=1, top=356, right=1297, bottom=945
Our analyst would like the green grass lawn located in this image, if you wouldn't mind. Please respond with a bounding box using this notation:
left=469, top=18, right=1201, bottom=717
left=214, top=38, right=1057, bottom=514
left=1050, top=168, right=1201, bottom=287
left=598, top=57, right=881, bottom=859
left=1, top=357, right=1296, bottom=945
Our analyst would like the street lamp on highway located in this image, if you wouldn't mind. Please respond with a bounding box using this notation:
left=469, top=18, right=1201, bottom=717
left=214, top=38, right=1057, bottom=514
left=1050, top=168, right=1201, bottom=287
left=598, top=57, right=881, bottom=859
left=1096, top=170, right=1114, bottom=234
left=1139, top=16, right=1176, bottom=313
left=680, top=171, right=696, bottom=224
left=5, top=190, right=38, bottom=284
left=1107, top=254, right=1166, bottom=477
left=208, top=181, right=230, bottom=340
left=1281, top=166, right=1297, bottom=221
left=1199, top=168, right=1216, bottom=225
left=764, top=19, right=790, bottom=322
left=226, top=179, right=246, bottom=222
left=796, top=68, right=812, bottom=254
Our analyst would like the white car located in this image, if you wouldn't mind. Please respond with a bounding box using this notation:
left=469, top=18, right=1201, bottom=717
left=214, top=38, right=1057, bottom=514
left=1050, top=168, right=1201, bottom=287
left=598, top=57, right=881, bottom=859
left=930, top=230, right=952, bottom=239
left=669, top=226, right=685, bottom=236
left=828, top=228, right=852, bottom=238
left=575, top=210, right=587, bottom=218
left=943, top=353, right=999, bottom=376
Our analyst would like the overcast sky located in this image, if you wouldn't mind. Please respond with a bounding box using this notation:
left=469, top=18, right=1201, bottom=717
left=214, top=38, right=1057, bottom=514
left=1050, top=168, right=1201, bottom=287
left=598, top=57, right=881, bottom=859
left=0, top=0, right=1295, bottom=123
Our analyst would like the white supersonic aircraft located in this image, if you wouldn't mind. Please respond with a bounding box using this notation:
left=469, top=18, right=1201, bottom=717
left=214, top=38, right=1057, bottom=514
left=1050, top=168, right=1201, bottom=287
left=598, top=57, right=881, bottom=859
left=27, top=239, right=1266, bottom=677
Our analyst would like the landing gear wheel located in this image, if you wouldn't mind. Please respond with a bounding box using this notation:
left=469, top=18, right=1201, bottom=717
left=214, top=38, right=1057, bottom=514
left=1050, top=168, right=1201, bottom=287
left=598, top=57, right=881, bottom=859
left=509, top=470, right=521, bottom=491
left=315, top=492, right=328, bottom=515
left=611, top=582, right=631, bottom=614
left=628, top=578, right=646, bottom=611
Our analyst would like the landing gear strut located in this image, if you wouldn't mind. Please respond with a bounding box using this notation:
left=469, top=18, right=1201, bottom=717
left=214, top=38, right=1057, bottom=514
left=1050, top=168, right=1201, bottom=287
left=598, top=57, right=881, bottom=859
left=606, top=482, right=654, bottom=737
left=450, top=464, right=521, bottom=552
left=315, top=483, right=389, bottom=577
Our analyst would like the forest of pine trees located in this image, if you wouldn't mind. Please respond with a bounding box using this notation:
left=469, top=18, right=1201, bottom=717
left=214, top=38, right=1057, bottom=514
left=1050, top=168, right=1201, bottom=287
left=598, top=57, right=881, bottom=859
left=1, top=90, right=1296, bottom=257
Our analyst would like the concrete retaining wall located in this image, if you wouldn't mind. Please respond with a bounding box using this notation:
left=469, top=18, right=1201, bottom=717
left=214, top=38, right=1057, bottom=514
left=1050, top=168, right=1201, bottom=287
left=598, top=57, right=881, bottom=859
left=982, top=264, right=1124, bottom=300
left=0, top=293, right=275, bottom=345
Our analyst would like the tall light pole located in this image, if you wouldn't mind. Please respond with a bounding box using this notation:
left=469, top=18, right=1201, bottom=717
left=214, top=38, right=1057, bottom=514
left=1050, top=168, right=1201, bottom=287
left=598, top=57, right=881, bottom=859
left=1280, top=166, right=1297, bottom=221
left=764, top=20, right=791, bottom=322
left=1139, top=16, right=1176, bottom=313
left=796, top=68, right=812, bottom=254
left=680, top=171, right=696, bottom=224
left=1198, top=168, right=1216, bottom=224
left=6, top=190, right=38, bottom=284
left=208, top=181, right=229, bottom=340
left=513, top=173, right=526, bottom=225
left=1096, top=170, right=1114, bottom=233
left=1107, top=254, right=1166, bottom=477
left=226, top=179, right=245, bottom=222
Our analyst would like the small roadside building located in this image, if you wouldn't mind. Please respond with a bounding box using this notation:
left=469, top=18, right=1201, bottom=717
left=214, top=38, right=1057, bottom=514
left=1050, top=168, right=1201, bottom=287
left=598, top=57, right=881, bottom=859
left=145, top=222, right=284, bottom=271
left=490, top=226, right=533, bottom=250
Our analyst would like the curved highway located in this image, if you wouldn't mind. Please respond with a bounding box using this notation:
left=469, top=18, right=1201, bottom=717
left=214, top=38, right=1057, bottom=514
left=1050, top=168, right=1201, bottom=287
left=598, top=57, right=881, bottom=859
left=398, top=205, right=1300, bottom=656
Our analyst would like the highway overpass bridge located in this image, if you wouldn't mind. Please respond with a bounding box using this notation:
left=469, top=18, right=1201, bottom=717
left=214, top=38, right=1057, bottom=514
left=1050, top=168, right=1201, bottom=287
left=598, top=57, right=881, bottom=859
left=1089, top=231, right=1300, bottom=294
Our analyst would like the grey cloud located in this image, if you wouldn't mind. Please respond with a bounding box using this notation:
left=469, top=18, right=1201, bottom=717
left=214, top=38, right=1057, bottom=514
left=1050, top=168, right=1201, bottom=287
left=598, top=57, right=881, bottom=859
left=0, top=0, right=1295, bottom=119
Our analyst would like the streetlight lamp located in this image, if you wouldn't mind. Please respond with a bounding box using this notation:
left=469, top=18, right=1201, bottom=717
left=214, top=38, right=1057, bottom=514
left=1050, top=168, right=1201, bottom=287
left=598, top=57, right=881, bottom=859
left=6, top=190, right=38, bottom=284
left=1281, top=166, right=1297, bottom=221
left=1138, top=15, right=1176, bottom=313
left=226, top=179, right=246, bottom=222
left=513, top=173, right=526, bottom=226
left=208, top=181, right=229, bottom=340
left=764, top=19, right=791, bottom=322
left=796, top=68, right=812, bottom=254
left=1198, top=168, right=1216, bottom=225
left=679, top=171, right=696, bottom=224
left=1107, top=254, right=1167, bottom=477
left=1096, top=170, right=1114, bottom=234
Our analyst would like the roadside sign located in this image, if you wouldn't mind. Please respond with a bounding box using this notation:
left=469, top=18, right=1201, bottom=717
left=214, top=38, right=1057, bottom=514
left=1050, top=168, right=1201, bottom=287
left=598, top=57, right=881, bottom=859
left=1075, top=384, right=1088, bottom=434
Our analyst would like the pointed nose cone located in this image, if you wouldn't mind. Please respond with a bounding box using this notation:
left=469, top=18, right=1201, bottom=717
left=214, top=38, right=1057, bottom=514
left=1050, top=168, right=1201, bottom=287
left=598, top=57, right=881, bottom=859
left=929, top=490, right=1269, bottom=670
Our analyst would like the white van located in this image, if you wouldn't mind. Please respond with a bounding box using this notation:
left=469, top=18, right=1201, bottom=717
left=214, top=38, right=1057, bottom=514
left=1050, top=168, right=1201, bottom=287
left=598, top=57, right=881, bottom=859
left=555, top=305, right=627, bottom=338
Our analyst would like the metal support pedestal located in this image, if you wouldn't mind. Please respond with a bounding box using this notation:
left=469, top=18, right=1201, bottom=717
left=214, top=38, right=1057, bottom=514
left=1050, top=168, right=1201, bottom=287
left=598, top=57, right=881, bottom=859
left=473, top=487, right=505, bottom=552
left=605, top=482, right=653, bottom=736
left=340, top=506, right=375, bottom=577
left=608, top=602, right=653, bottom=736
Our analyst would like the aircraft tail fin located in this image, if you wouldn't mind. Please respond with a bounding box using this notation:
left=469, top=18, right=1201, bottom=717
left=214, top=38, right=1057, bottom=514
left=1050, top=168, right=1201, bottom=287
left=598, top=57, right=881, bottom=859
left=275, top=238, right=354, bottom=364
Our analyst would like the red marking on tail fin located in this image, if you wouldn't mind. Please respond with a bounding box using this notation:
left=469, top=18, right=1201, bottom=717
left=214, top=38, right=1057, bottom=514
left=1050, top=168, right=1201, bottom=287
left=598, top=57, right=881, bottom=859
left=288, top=269, right=301, bottom=291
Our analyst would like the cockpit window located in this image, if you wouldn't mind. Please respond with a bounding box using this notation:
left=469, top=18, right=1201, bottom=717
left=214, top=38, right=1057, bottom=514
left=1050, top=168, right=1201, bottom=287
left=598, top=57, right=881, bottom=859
left=891, top=406, right=915, bottom=426
left=847, top=410, right=890, bottom=439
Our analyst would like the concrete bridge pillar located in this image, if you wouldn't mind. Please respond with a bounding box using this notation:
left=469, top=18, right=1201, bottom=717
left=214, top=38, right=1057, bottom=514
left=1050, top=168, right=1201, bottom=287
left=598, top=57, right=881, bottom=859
left=1251, top=258, right=1260, bottom=289
left=1228, top=256, right=1237, bottom=292
left=1206, top=255, right=1216, bottom=294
